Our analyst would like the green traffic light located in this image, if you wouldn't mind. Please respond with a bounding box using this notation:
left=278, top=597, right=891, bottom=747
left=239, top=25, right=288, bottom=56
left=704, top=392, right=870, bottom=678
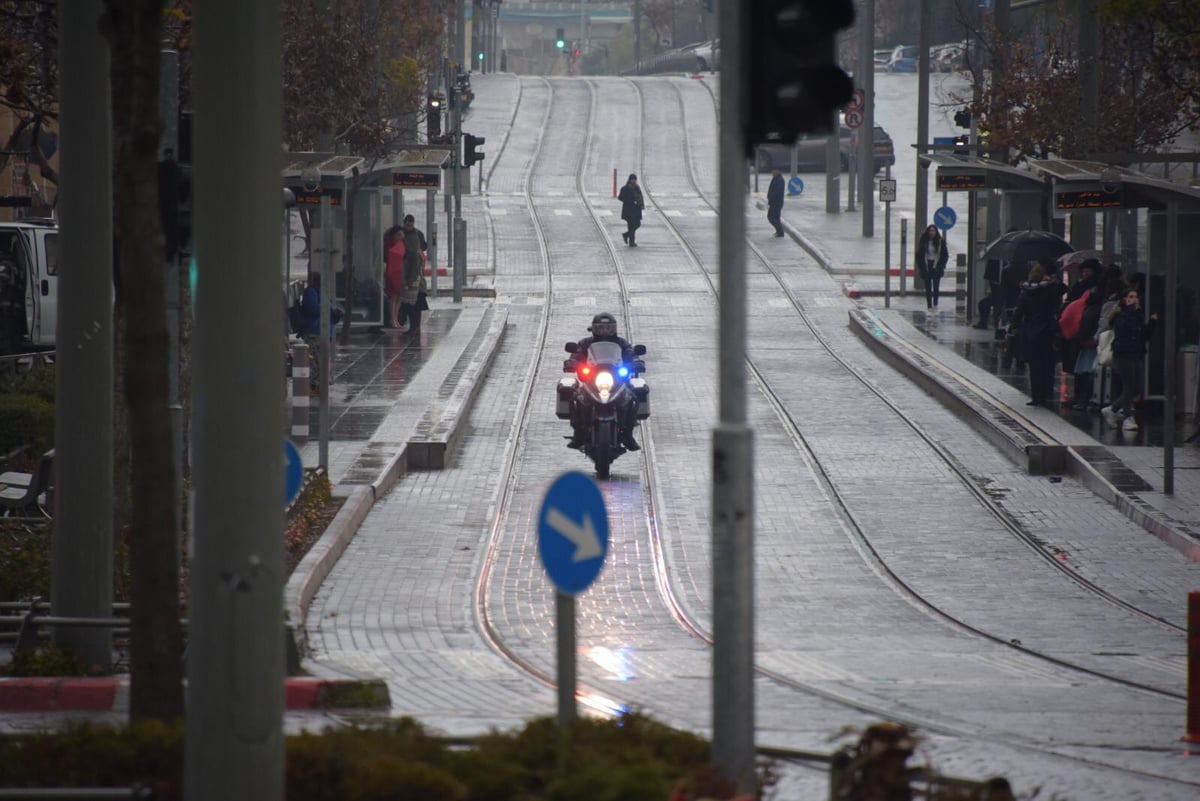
left=478, top=52, right=484, bottom=61
left=556, top=39, right=565, bottom=49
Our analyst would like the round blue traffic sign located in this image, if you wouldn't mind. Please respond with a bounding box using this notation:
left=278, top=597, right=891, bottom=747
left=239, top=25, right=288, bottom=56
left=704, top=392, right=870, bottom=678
left=537, top=471, right=609, bottom=595
left=285, top=439, right=303, bottom=506
left=787, top=176, right=804, bottom=196
left=933, top=206, right=957, bottom=231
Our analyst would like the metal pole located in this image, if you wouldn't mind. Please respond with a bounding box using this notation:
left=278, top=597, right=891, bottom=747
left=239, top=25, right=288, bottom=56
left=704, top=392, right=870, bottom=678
left=54, top=0, right=113, bottom=670
left=188, top=0, right=284, bottom=799
left=160, top=48, right=184, bottom=572
left=714, top=2, right=755, bottom=795
left=318, top=196, right=332, bottom=469
left=915, top=0, right=931, bottom=235
left=846, top=151, right=856, bottom=211
left=1164, top=201, right=1178, bottom=494
left=884, top=167, right=892, bottom=309
left=825, top=107, right=840, bottom=213
left=900, top=218, right=908, bottom=295
left=858, top=0, right=875, bottom=237
left=427, top=189, right=438, bottom=297
left=555, top=592, right=576, bottom=726
left=453, top=1, right=465, bottom=303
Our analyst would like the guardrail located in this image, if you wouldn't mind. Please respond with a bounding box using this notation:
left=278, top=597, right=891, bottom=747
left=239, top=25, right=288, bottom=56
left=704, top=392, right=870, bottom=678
left=0, top=349, right=54, bottom=378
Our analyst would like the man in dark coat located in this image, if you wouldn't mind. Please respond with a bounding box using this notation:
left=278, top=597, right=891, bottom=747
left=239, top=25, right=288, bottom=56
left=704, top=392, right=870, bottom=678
left=1011, top=262, right=1063, bottom=406
left=618, top=173, right=644, bottom=247
left=766, top=167, right=785, bottom=237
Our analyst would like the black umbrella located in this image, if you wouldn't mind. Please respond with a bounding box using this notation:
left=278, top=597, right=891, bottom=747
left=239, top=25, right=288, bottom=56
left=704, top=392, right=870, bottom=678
left=980, top=229, right=1074, bottom=269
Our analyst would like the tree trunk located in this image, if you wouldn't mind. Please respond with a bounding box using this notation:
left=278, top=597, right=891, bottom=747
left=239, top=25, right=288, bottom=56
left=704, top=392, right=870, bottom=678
left=103, top=0, right=185, bottom=722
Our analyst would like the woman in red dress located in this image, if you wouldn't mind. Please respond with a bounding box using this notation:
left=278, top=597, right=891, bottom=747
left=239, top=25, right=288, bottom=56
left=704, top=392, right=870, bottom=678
left=384, top=225, right=406, bottom=328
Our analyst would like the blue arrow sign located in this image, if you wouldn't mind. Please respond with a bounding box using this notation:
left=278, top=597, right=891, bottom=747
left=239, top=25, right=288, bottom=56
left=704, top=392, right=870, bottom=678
left=537, top=471, right=609, bottom=595
left=787, top=176, right=804, bottom=196
left=285, top=439, right=303, bottom=506
left=933, top=206, right=957, bottom=231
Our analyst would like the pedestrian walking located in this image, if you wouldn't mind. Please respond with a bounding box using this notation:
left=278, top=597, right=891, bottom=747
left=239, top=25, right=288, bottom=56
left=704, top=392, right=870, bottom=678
left=383, top=224, right=405, bottom=329
left=1103, top=285, right=1157, bottom=431
left=400, top=214, right=428, bottom=334
left=1010, top=261, right=1062, bottom=407
left=915, top=224, right=949, bottom=309
left=618, top=173, right=644, bottom=247
left=766, top=167, right=785, bottom=237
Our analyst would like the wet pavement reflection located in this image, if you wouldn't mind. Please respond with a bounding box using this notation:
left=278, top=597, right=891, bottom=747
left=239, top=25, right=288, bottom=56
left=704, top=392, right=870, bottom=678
left=899, top=308, right=1199, bottom=449
left=309, top=309, right=461, bottom=441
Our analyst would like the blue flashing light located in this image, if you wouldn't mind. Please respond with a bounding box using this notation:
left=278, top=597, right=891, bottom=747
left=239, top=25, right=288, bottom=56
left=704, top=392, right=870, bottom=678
left=617, top=365, right=629, bottom=378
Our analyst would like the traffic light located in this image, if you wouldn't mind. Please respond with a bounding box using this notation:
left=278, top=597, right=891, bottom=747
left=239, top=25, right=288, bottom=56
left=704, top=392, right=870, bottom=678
left=464, top=133, right=486, bottom=167
left=954, top=108, right=972, bottom=128
left=746, top=1, right=856, bottom=152
left=478, top=51, right=485, bottom=63
left=427, top=94, right=442, bottom=139
left=555, top=27, right=565, bottom=49
left=953, top=134, right=970, bottom=156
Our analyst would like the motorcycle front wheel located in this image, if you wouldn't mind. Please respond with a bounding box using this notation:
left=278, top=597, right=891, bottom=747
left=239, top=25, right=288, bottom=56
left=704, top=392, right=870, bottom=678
left=592, top=420, right=614, bottom=480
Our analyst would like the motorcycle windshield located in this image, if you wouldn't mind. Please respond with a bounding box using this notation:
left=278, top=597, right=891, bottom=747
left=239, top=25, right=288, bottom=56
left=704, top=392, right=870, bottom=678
left=587, top=341, right=623, bottom=367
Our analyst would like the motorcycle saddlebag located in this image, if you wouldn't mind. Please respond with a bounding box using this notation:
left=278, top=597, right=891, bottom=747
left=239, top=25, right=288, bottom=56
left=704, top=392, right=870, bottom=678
left=630, top=377, right=650, bottom=419
left=556, top=376, right=577, bottom=419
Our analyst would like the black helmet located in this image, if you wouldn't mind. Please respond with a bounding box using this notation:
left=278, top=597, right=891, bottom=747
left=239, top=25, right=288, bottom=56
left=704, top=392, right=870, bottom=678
left=589, top=312, right=618, bottom=339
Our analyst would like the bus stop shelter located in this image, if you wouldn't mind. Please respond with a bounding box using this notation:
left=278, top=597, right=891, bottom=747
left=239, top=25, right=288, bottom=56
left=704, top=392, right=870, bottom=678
left=282, top=149, right=450, bottom=327
left=1032, top=158, right=1200, bottom=493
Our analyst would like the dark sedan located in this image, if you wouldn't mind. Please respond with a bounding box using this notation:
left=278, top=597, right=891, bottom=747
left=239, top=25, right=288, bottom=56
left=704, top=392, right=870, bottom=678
left=754, top=125, right=896, bottom=174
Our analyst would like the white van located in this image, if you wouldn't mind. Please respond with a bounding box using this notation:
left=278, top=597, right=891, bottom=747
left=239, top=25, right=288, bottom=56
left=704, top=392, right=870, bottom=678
left=0, top=218, right=59, bottom=352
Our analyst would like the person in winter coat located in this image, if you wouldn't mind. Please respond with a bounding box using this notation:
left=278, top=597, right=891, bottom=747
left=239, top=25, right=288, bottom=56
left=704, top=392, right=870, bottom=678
left=915, top=224, right=949, bottom=309
left=766, top=167, right=785, bottom=237
left=399, top=214, right=428, bottom=334
left=1103, top=285, right=1157, bottom=431
left=1011, top=262, right=1063, bottom=406
left=1059, top=258, right=1100, bottom=379
left=618, top=173, right=644, bottom=247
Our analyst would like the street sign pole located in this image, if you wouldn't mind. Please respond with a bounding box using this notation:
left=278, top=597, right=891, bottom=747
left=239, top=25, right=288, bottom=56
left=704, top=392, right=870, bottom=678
left=882, top=168, right=894, bottom=308
left=556, top=592, right=576, bottom=726
left=537, top=472, right=610, bottom=729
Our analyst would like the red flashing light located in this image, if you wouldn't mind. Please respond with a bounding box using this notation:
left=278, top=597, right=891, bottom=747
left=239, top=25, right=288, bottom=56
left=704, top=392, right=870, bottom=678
left=579, top=364, right=592, bottom=378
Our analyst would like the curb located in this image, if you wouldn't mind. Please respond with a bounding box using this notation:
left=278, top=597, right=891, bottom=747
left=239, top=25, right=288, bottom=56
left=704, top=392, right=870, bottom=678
left=0, top=676, right=389, bottom=713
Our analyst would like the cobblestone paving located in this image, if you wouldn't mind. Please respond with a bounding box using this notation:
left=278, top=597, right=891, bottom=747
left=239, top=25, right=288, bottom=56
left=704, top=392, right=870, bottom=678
left=305, top=73, right=1200, bottom=799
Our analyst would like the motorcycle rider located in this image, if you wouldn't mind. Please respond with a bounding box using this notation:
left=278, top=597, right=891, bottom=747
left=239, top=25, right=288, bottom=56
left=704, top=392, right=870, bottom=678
left=567, top=312, right=641, bottom=452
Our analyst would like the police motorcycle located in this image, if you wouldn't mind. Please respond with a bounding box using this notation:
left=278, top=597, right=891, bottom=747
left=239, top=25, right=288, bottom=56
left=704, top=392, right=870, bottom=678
left=556, top=338, right=649, bottom=480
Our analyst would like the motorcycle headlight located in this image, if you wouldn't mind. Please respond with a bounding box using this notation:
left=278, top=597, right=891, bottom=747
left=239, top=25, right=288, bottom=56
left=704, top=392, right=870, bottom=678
left=595, top=371, right=614, bottom=392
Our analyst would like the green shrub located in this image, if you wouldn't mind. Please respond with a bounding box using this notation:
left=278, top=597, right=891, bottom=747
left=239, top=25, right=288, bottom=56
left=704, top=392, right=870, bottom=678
left=0, top=364, right=56, bottom=403
left=0, top=522, right=132, bottom=605
left=0, top=393, right=53, bottom=454
left=5, top=645, right=86, bottom=677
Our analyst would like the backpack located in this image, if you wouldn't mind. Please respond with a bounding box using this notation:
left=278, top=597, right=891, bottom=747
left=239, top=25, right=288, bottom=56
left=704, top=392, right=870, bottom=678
left=288, top=294, right=305, bottom=336
left=1057, top=288, right=1091, bottom=341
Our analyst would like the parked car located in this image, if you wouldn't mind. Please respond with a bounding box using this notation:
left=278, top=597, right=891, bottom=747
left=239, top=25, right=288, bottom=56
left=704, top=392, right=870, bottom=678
left=873, top=49, right=894, bottom=70
left=0, top=217, right=58, bottom=352
left=754, top=124, right=895, bottom=174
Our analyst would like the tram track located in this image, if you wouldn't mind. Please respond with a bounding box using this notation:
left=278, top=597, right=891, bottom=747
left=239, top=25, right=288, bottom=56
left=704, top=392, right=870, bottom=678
left=460, top=74, right=1194, bottom=793
left=622, top=74, right=1195, bottom=787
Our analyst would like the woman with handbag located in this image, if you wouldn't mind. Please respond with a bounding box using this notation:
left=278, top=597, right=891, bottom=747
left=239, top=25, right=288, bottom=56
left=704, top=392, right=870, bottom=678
left=1070, top=288, right=1104, bottom=410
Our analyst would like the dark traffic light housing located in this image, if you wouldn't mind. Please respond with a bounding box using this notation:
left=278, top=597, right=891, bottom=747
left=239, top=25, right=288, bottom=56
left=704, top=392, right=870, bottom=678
left=746, top=1, right=855, bottom=153
left=464, top=133, right=486, bottom=167
left=555, top=27, right=566, bottom=49
left=427, top=93, right=443, bottom=139
left=954, top=108, right=972, bottom=128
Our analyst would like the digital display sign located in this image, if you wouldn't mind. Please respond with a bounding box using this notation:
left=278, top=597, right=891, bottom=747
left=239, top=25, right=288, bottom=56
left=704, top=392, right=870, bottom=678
left=393, top=171, right=441, bottom=189
left=936, top=171, right=988, bottom=191
left=288, top=187, right=343, bottom=206
left=1055, top=189, right=1124, bottom=210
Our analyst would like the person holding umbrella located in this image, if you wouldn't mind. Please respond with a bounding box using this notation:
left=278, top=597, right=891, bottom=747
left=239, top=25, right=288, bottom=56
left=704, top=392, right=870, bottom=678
left=1010, top=261, right=1064, bottom=407
left=916, top=224, right=949, bottom=310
